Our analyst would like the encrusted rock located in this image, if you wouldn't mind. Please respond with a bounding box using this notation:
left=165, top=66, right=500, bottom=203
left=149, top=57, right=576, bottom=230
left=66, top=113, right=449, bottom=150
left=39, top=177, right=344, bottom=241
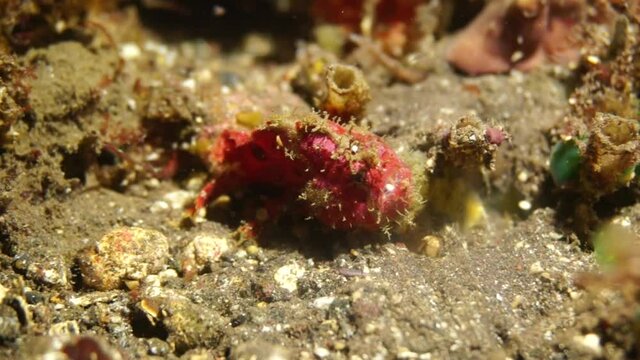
left=136, top=295, right=224, bottom=353
left=26, top=256, right=69, bottom=289
left=274, top=263, right=306, bottom=293
left=179, top=233, right=230, bottom=277
left=417, top=235, right=442, bottom=258
left=48, top=320, right=80, bottom=336
left=77, top=227, right=170, bottom=291
left=146, top=337, right=171, bottom=356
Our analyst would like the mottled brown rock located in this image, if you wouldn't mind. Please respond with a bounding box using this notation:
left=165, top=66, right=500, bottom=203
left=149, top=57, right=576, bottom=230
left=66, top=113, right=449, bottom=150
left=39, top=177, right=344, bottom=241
left=77, top=227, right=169, bottom=291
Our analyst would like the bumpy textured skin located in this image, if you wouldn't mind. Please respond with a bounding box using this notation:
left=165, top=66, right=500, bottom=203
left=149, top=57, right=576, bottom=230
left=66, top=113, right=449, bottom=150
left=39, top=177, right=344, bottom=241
left=196, top=114, right=421, bottom=231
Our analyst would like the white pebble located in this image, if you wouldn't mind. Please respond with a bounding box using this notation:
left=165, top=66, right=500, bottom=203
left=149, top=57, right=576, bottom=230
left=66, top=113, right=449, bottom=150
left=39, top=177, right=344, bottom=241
left=274, top=263, right=305, bottom=292
left=120, top=43, right=141, bottom=60
left=181, top=78, right=196, bottom=92
left=164, top=190, right=194, bottom=210
left=150, top=201, right=170, bottom=213
left=126, top=98, right=137, bottom=111
left=518, top=200, right=532, bottom=211
left=573, top=333, right=602, bottom=356
left=529, top=261, right=544, bottom=274
left=517, top=171, right=528, bottom=182
left=182, top=234, right=230, bottom=271
left=312, top=296, right=335, bottom=310
left=313, top=347, right=330, bottom=358
left=397, top=351, right=419, bottom=359
left=0, top=284, right=7, bottom=302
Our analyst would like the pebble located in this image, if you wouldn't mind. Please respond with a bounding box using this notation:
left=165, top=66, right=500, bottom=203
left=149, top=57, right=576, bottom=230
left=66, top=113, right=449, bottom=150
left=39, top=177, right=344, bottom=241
left=397, top=350, right=419, bottom=359
left=25, top=291, right=44, bottom=304
left=573, top=333, right=602, bottom=356
left=314, top=346, right=330, bottom=358
left=419, top=235, right=442, bottom=258
left=149, top=200, right=170, bottom=213
left=312, top=296, right=335, bottom=310
left=518, top=200, right=532, bottom=211
left=137, top=295, right=224, bottom=353
left=181, top=78, right=197, bottom=92
left=529, top=261, right=544, bottom=274
left=274, top=263, right=306, bottom=292
left=180, top=233, right=230, bottom=275
left=246, top=245, right=260, bottom=256
left=333, top=340, right=346, bottom=351
left=68, top=291, right=121, bottom=307
left=231, top=340, right=291, bottom=360
left=26, top=256, right=69, bottom=288
left=48, top=320, right=80, bottom=335
left=77, top=227, right=170, bottom=290
left=164, top=190, right=195, bottom=210
left=147, top=338, right=171, bottom=356
left=119, top=43, right=141, bottom=60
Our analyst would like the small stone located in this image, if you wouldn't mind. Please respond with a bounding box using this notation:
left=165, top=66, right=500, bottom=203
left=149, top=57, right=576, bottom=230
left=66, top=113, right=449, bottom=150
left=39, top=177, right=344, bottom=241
left=164, top=190, right=195, bottom=210
left=157, top=269, right=178, bottom=281
left=517, top=171, right=528, bottom=182
left=312, top=296, right=335, bottom=310
left=333, top=340, right=346, bottom=351
left=231, top=340, right=291, bottom=360
left=180, top=233, right=230, bottom=275
left=25, top=291, right=44, bottom=304
left=77, top=227, right=170, bottom=290
left=149, top=200, right=170, bottom=213
left=147, top=338, right=171, bottom=356
left=511, top=295, right=525, bottom=309
left=126, top=98, right=136, bottom=111
left=26, top=256, right=69, bottom=288
left=137, top=296, right=224, bottom=354
left=397, top=350, right=419, bottom=359
left=314, top=346, right=330, bottom=358
left=181, top=78, right=196, bottom=92
left=48, top=320, right=80, bottom=335
left=243, top=33, right=274, bottom=58
left=586, top=55, right=600, bottom=65
left=0, top=284, right=8, bottom=302
left=518, top=200, right=532, bottom=211
left=418, top=235, right=442, bottom=258
left=364, top=323, right=377, bottom=334
left=120, top=43, right=141, bottom=59
left=274, top=263, right=305, bottom=292
left=68, top=291, right=120, bottom=307
left=124, top=280, right=140, bottom=290
left=246, top=245, right=260, bottom=256
left=573, top=333, right=602, bottom=356
left=529, top=261, right=544, bottom=274
left=548, top=231, right=564, bottom=240
left=181, top=348, right=215, bottom=359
